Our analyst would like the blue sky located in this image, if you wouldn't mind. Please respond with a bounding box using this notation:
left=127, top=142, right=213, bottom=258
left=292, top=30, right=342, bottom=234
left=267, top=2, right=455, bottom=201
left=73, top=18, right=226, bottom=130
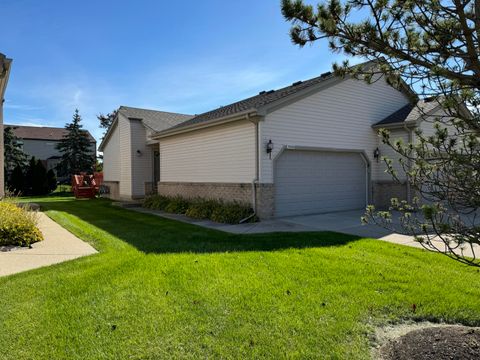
left=1, top=0, right=353, bottom=142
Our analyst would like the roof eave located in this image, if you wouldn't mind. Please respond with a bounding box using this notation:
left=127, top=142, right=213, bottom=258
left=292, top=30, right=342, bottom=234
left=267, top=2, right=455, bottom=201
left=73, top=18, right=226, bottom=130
left=0, top=56, right=13, bottom=100
left=371, top=120, right=417, bottom=129
left=98, top=111, right=120, bottom=151
left=152, top=109, right=259, bottom=139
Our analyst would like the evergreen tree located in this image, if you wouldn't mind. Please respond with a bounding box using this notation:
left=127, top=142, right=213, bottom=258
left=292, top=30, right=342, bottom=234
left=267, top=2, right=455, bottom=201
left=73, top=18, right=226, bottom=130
left=8, top=165, right=25, bottom=194
left=32, top=160, right=48, bottom=195
left=3, top=126, right=27, bottom=177
left=46, top=169, right=57, bottom=193
left=24, top=157, right=36, bottom=195
left=56, top=109, right=95, bottom=177
left=282, top=0, right=480, bottom=266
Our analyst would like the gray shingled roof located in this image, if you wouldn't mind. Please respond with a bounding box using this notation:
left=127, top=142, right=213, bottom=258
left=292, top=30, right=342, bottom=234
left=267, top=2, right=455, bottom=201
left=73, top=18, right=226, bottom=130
left=164, top=71, right=336, bottom=132
left=374, top=99, right=440, bottom=126
left=118, top=106, right=193, bottom=132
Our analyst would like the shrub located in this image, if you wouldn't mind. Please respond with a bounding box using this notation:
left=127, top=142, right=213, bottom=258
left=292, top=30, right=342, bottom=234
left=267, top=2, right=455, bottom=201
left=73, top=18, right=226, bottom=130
left=142, top=195, right=255, bottom=224
left=46, top=169, right=57, bottom=193
left=8, top=165, right=25, bottom=194
left=185, top=199, right=217, bottom=219
left=210, top=202, right=253, bottom=224
left=0, top=201, right=43, bottom=247
left=164, top=196, right=190, bottom=214
left=143, top=195, right=170, bottom=210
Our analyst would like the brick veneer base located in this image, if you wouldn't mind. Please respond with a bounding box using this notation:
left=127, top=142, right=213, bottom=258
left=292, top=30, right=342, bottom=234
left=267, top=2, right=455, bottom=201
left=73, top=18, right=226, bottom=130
left=157, top=182, right=275, bottom=219
left=372, top=181, right=408, bottom=209
left=102, top=181, right=120, bottom=200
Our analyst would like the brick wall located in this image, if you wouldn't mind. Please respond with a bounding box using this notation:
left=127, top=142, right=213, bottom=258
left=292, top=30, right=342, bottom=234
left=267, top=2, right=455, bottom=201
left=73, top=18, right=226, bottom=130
left=102, top=181, right=120, bottom=200
left=158, top=182, right=252, bottom=203
left=372, top=181, right=408, bottom=209
left=157, top=182, right=276, bottom=219
left=256, top=183, right=275, bottom=219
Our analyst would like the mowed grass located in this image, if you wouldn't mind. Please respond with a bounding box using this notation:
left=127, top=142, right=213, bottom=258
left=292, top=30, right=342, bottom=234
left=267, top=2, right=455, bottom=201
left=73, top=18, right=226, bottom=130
left=0, top=196, right=479, bottom=359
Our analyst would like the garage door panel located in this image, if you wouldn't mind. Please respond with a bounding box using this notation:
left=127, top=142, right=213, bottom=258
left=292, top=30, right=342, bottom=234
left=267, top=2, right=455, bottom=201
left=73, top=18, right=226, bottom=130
left=274, top=150, right=366, bottom=217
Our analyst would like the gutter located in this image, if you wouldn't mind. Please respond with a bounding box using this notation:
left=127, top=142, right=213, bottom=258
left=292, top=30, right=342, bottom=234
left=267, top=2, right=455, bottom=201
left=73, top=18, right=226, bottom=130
left=153, top=109, right=259, bottom=139
left=371, top=120, right=417, bottom=130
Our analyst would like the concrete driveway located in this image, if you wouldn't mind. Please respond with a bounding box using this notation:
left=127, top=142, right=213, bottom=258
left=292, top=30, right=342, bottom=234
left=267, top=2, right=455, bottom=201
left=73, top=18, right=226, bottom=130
left=226, top=209, right=397, bottom=237
left=137, top=207, right=402, bottom=239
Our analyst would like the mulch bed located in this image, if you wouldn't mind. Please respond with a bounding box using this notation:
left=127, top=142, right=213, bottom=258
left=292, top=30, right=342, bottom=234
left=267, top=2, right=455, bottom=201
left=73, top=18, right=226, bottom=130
left=380, top=326, right=480, bottom=360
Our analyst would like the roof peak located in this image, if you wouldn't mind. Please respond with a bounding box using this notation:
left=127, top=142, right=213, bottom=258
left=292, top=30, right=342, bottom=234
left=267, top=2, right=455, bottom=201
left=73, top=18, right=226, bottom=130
left=119, top=105, right=192, bottom=117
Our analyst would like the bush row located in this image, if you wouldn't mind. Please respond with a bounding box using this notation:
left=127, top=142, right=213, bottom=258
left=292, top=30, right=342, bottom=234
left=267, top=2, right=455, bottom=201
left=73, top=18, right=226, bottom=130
left=142, top=195, right=255, bottom=224
left=8, top=157, right=57, bottom=196
left=0, top=200, right=44, bottom=247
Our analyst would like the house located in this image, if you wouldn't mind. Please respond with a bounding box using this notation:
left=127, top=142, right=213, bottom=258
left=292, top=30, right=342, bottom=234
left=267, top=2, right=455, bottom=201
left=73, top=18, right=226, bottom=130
left=4, top=125, right=96, bottom=174
left=100, top=61, right=444, bottom=219
left=0, top=53, right=13, bottom=197
left=98, top=106, right=192, bottom=199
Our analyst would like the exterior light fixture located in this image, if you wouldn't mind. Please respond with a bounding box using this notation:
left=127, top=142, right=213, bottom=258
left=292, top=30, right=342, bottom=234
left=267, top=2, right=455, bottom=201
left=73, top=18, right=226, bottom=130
left=266, top=139, right=274, bottom=159
left=136, top=149, right=142, bottom=157
left=373, top=147, right=380, bottom=162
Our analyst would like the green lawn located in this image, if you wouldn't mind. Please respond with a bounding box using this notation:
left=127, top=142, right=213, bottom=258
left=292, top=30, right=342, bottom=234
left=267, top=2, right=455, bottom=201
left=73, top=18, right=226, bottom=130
left=0, top=196, right=478, bottom=359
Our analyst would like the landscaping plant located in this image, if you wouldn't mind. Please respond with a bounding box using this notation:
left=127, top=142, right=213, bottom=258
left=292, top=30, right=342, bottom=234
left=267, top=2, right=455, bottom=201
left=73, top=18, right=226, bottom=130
left=143, top=195, right=254, bottom=224
left=0, top=200, right=43, bottom=247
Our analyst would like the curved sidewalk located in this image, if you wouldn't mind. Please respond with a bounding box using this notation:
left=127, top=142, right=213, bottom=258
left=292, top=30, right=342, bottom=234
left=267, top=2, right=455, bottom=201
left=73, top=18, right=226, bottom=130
left=0, top=212, right=97, bottom=277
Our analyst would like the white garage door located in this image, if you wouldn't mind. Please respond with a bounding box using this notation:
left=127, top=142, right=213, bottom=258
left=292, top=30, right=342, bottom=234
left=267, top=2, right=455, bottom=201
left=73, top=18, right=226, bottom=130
left=275, top=150, right=367, bottom=217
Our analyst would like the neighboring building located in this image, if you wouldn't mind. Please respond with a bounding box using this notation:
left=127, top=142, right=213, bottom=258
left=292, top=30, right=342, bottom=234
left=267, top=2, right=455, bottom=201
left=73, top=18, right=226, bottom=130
left=4, top=125, right=96, bottom=174
left=0, top=53, right=13, bottom=197
left=100, top=61, right=445, bottom=219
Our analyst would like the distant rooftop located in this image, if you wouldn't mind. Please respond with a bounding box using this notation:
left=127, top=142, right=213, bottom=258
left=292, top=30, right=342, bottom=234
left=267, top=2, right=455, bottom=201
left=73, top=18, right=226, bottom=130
left=4, top=124, right=96, bottom=142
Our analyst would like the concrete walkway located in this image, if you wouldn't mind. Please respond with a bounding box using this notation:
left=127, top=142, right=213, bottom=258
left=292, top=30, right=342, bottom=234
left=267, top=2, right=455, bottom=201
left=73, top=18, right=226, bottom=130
left=0, top=212, right=97, bottom=277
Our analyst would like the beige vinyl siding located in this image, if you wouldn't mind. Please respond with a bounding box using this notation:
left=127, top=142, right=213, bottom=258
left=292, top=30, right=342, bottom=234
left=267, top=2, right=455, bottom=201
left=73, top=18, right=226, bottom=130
left=102, top=121, right=120, bottom=182
left=377, top=128, right=410, bottom=181
left=130, top=120, right=153, bottom=197
left=118, top=114, right=133, bottom=197
left=417, top=107, right=458, bottom=138
left=260, top=77, right=411, bottom=183
left=160, top=120, right=256, bottom=183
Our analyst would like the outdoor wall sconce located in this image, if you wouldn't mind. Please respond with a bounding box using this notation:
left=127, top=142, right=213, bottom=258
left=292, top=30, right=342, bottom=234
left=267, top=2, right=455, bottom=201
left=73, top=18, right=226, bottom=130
left=136, top=149, right=142, bottom=157
left=266, top=139, right=274, bottom=159
left=373, top=147, right=380, bottom=162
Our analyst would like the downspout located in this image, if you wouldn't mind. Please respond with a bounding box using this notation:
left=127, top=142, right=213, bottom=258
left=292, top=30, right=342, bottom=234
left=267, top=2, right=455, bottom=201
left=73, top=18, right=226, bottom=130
left=360, top=154, right=369, bottom=207
left=240, top=114, right=259, bottom=223
left=151, top=145, right=155, bottom=194
left=405, top=123, right=413, bottom=203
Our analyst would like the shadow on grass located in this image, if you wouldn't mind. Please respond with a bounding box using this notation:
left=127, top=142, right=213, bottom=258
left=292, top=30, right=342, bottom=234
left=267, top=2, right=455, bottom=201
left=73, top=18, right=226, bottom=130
left=37, top=197, right=362, bottom=254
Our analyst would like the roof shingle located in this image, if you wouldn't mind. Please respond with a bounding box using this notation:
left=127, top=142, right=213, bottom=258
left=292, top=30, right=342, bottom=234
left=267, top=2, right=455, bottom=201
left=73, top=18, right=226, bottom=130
left=4, top=125, right=95, bottom=142
left=118, top=106, right=193, bottom=132
left=164, top=71, right=336, bottom=132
